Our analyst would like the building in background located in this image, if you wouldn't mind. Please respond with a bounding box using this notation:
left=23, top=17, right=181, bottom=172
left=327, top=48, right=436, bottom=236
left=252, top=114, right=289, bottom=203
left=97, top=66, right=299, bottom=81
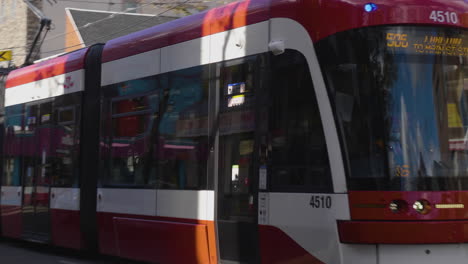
left=0, top=0, right=42, bottom=67
left=42, top=0, right=227, bottom=57
left=0, top=0, right=233, bottom=67
left=64, top=8, right=175, bottom=53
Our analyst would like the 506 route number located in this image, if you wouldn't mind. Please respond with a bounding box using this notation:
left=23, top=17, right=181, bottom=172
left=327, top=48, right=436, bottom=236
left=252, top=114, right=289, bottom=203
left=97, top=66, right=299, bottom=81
left=310, top=195, right=332, bottom=209
left=429, top=10, right=459, bottom=24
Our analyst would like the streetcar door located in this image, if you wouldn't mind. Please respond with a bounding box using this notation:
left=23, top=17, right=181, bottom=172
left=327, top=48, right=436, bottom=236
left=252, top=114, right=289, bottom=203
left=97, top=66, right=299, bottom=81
left=21, top=102, right=52, bottom=242
left=215, top=55, right=265, bottom=263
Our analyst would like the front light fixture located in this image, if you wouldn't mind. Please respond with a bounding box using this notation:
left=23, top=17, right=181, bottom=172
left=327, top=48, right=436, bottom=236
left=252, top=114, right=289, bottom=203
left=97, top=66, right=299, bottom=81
left=389, top=199, right=407, bottom=213
left=413, top=199, right=431, bottom=214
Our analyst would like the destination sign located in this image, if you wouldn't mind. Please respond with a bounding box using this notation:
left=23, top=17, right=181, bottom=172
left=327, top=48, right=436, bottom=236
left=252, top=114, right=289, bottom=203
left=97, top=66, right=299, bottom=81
left=386, top=31, right=468, bottom=57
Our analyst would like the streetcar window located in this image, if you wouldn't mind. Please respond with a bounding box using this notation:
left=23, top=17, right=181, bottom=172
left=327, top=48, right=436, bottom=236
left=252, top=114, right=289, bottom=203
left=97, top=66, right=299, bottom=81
left=110, top=94, right=157, bottom=186
left=25, top=105, right=38, bottom=132
left=39, top=101, right=54, bottom=186
left=2, top=97, right=82, bottom=188
left=20, top=101, right=55, bottom=187
left=112, top=96, right=151, bottom=138
left=3, top=104, right=24, bottom=186
left=217, top=55, right=260, bottom=221
left=317, top=25, right=468, bottom=191
left=112, top=96, right=150, bottom=115
left=58, top=108, right=75, bottom=124
left=157, top=65, right=209, bottom=190
left=100, top=76, right=161, bottom=187
left=268, top=50, right=332, bottom=193
left=52, top=94, right=81, bottom=187
left=40, top=102, right=53, bottom=125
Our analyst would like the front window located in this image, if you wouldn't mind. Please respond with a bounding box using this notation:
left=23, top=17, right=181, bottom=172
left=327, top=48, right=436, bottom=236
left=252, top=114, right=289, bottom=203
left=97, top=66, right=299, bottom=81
left=317, top=26, right=468, bottom=191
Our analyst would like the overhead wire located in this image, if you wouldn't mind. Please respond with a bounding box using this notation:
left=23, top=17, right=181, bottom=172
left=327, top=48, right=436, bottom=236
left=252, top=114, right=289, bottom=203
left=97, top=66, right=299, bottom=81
left=41, top=0, right=194, bottom=54
left=41, top=0, right=224, bottom=54
left=45, top=0, right=185, bottom=43
left=2, top=0, right=212, bottom=53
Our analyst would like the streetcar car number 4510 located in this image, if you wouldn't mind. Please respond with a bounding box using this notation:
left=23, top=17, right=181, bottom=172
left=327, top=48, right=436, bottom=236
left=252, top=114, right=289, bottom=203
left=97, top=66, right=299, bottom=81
left=429, top=10, right=459, bottom=24
left=310, top=195, right=332, bottom=209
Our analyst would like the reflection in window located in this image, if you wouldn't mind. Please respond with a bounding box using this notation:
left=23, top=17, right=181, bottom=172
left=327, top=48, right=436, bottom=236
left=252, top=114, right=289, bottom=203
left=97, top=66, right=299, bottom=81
left=3, top=104, right=23, bottom=186
left=100, top=70, right=209, bottom=189
left=2, top=94, right=82, bottom=188
left=100, top=77, right=161, bottom=187
left=158, top=66, right=209, bottom=190
left=317, top=26, right=468, bottom=191
left=40, top=102, right=52, bottom=125
left=112, top=97, right=151, bottom=138
left=25, top=105, right=38, bottom=132
left=59, top=108, right=74, bottom=123
left=109, top=94, right=157, bottom=186
left=22, top=102, right=54, bottom=187
left=218, top=55, right=258, bottom=220
left=52, top=94, right=81, bottom=187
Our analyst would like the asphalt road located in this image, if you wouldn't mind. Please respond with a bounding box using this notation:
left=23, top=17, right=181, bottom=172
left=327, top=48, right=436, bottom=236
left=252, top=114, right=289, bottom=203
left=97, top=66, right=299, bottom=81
left=0, top=238, right=142, bottom=264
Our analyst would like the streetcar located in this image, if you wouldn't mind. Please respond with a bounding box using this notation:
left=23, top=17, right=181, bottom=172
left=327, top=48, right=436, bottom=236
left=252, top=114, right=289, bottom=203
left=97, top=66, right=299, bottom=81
left=1, top=0, right=468, bottom=263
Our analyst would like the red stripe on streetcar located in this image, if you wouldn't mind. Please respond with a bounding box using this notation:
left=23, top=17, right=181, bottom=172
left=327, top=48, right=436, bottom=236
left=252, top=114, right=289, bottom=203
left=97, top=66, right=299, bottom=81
left=0, top=205, right=22, bottom=239
left=338, top=220, right=468, bottom=244
left=5, top=48, right=88, bottom=88
left=259, top=225, right=325, bottom=264
left=349, top=191, right=468, bottom=220
left=50, top=209, right=82, bottom=250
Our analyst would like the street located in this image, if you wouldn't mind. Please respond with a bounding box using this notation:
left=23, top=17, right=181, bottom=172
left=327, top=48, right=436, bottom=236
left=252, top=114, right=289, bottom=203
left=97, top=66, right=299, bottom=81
left=0, top=238, right=139, bottom=264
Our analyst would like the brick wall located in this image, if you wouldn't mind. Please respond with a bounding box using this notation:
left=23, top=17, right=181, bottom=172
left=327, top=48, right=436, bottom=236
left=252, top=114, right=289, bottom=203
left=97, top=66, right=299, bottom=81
left=0, top=0, right=42, bottom=67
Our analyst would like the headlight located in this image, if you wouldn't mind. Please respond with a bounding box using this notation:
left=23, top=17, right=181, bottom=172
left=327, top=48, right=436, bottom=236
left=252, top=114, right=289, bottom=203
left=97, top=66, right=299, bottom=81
left=413, top=199, right=431, bottom=214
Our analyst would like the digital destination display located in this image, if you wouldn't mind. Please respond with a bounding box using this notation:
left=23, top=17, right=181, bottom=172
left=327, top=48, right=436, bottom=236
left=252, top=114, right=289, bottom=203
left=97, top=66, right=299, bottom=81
left=226, top=82, right=248, bottom=108
left=386, top=31, right=468, bottom=56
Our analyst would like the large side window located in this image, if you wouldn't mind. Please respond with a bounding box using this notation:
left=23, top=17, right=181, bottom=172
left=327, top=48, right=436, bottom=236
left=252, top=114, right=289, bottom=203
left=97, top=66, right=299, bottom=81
left=3, top=94, right=82, bottom=187
left=100, top=77, right=161, bottom=187
left=268, top=50, right=332, bottom=193
left=157, top=65, right=209, bottom=189
left=20, top=100, right=54, bottom=188
left=3, top=104, right=24, bottom=186
left=100, top=67, right=209, bottom=190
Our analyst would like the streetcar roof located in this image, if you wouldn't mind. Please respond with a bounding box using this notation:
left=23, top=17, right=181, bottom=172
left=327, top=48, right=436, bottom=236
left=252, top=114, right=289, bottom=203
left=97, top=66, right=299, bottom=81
left=101, top=0, right=468, bottom=63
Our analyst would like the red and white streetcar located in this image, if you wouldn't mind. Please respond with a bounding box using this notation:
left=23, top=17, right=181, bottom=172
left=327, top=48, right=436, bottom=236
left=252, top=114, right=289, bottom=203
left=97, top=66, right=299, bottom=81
left=1, top=0, right=468, bottom=263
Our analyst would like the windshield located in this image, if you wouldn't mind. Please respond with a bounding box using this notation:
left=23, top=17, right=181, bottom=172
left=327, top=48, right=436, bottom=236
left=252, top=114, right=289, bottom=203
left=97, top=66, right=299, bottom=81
left=316, top=26, right=468, bottom=191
